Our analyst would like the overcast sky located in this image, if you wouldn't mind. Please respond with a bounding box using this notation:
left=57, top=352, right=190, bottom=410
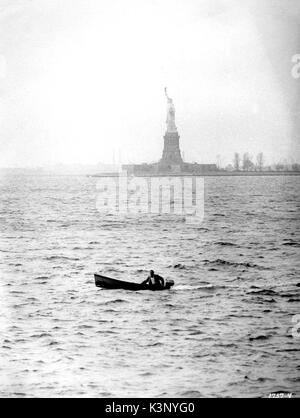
left=0, top=0, right=299, bottom=167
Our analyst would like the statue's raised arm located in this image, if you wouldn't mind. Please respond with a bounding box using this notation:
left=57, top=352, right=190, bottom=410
left=165, top=87, right=170, bottom=100
left=164, top=88, right=177, bottom=133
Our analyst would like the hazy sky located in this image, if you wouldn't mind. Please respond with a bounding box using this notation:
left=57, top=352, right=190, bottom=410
left=0, top=0, right=299, bottom=167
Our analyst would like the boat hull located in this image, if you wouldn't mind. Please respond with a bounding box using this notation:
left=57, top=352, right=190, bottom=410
left=94, top=274, right=174, bottom=291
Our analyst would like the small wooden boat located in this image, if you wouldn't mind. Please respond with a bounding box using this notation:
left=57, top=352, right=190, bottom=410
left=94, top=273, right=174, bottom=291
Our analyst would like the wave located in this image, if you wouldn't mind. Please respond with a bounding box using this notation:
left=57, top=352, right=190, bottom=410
left=2, top=345, right=12, bottom=350
left=214, top=242, right=237, bottom=247
left=172, top=263, right=188, bottom=270
left=48, top=341, right=59, bottom=346
left=251, top=377, right=276, bottom=383
left=104, top=299, right=128, bottom=305
left=178, top=390, right=203, bottom=397
left=249, top=335, right=271, bottom=341
left=148, top=342, right=163, bottom=347
left=204, top=258, right=268, bottom=270
left=282, top=240, right=300, bottom=247
left=247, top=289, right=278, bottom=296
left=30, top=333, right=52, bottom=338
left=277, top=348, right=300, bottom=352
left=45, top=256, right=80, bottom=261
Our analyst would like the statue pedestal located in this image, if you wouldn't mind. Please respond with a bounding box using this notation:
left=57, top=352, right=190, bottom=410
left=159, top=131, right=183, bottom=169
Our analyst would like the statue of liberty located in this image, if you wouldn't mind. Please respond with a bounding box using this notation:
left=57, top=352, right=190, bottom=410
left=164, top=88, right=177, bottom=133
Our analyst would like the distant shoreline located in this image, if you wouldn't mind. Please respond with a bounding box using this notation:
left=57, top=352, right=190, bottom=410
left=90, top=171, right=300, bottom=177
left=1, top=170, right=300, bottom=177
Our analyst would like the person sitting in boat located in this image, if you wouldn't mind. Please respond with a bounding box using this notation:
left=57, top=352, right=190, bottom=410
left=141, top=270, right=165, bottom=289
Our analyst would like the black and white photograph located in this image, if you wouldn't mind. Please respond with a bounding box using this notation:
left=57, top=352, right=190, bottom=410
left=0, top=0, right=299, bottom=402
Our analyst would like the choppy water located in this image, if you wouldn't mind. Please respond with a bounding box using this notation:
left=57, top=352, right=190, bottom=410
left=0, top=174, right=299, bottom=398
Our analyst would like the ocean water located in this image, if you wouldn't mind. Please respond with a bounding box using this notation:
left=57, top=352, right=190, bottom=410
left=0, top=174, right=299, bottom=398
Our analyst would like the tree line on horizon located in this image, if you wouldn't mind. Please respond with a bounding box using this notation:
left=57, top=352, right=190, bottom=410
left=221, top=152, right=300, bottom=172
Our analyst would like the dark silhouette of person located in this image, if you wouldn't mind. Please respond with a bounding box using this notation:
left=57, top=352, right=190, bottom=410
left=141, top=270, right=165, bottom=290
